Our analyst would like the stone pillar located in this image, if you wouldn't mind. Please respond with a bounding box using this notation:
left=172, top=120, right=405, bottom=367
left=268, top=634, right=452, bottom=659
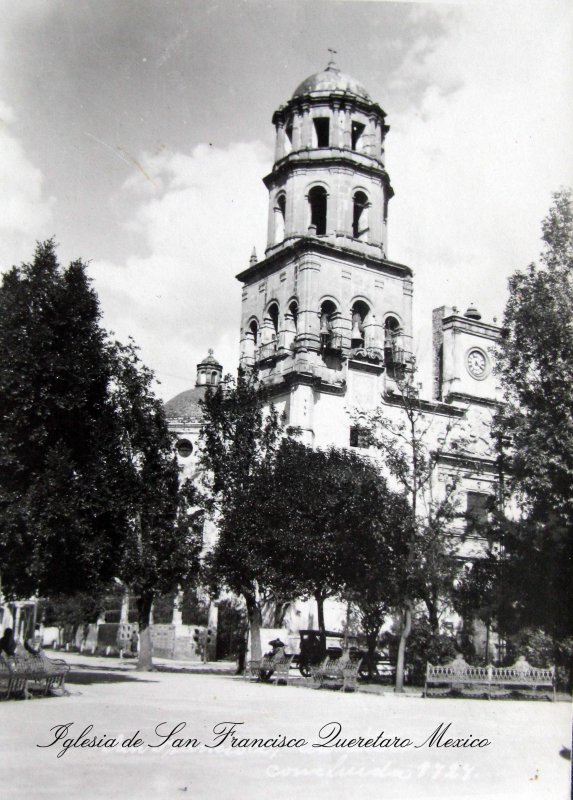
left=120, top=587, right=130, bottom=624
left=301, top=104, right=311, bottom=148
left=296, top=256, right=321, bottom=352
left=260, top=317, right=276, bottom=345
left=292, top=110, right=303, bottom=150
left=364, top=313, right=383, bottom=349
left=274, top=120, right=285, bottom=161
left=280, top=311, right=297, bottom=352
left=172, top=590, right=184, bottom=627
left=342, top=108, right=352, bottom=149
left=240, top=330, right=256, bottom=369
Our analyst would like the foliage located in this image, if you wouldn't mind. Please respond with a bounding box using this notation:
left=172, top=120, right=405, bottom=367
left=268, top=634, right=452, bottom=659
left=383, top=615, right=458, bottom=687
left=0, top=241, right=201, bottom=669
left=39, top=591, right=104, bottom=638
left=493, top=190, right=573, bottom=661
left=495, top=189, right=573, bottom=525
left=266, top=442, right=383, bottom=635
left=198, top=371, right=288, bottom=660
left=0, top=241, right=123, bottom=596
left=358, top=372, right=471, bottom=689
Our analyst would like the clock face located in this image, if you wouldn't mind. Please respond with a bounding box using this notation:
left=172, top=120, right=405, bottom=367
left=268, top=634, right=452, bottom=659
left=467, top=349, right=487, bottom=378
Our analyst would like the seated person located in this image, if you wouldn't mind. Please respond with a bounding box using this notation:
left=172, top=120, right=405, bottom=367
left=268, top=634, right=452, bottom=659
left=0, top=628, right=17, bottom=657
left=260, top=638, right=286, bottom=681
left=0, top=628, right=28, bottom=658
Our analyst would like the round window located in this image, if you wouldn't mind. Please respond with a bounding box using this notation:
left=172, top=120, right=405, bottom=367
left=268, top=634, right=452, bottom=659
left=176, top=439, right=193, bottom=458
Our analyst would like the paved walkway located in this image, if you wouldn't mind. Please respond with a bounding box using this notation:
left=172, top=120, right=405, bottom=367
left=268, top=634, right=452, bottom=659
left=1, top=652, right=570, bottom=800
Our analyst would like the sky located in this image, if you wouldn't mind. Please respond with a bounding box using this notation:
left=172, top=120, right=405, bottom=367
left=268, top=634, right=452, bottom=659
left=0, top=0, right=571, bottom=400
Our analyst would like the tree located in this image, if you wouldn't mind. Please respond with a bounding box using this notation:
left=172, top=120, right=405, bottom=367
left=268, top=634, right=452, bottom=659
left=109, top=342, right=203, bottom=669
left=268, top=440, right=412, bottom=667
left=358, top=374, right=471, bottom=691
left=0, top=241, right=201, bottom=670
left=338, top=466, right=412, bottom=678
left=494, top=189, right=573, bottom=661
left=198, top=371, right=287, bottom=661
left=0, top=240, right=124, bottom=597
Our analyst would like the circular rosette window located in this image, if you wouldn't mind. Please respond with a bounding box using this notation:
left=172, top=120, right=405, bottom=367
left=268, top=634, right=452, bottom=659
left=176, top=438, right=194, bottom=458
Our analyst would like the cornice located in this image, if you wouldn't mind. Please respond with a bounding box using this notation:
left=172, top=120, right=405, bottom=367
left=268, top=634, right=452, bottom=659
left=235, top=237, right=413, bottom=283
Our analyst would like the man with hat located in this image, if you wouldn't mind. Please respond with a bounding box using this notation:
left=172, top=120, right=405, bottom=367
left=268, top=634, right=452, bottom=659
left=260, top=638, right=286, bottom=681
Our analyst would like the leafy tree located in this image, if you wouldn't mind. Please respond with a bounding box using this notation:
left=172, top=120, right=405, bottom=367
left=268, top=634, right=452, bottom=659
left=338, top=467, right=412, bottom=678
left=495, top=189, right=573, bottom=526
left=494, top=189, right=573, bottom=673
left=198, top=371, right=287, bottom=661
left=0, top=241, right=201, bottom=670
left=266, top=443, right=369, bottom=644
left=0, top=240, right=124, bottom=596
left=107, top=342, right=202, bottom=669
left=359, top=375, right=471, bottom=691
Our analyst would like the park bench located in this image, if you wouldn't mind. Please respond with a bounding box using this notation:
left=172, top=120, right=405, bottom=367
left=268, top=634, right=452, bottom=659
left=0, top=652, right=70, bottom=699
left=246, top=653, right=294, bottom=685
left=424, top=654, right=555, bottom=700
left=312, top=654, right=362, bottom=692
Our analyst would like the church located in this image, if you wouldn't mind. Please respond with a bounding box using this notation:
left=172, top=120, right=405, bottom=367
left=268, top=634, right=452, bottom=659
left=165, top=61, right=502, bottom=650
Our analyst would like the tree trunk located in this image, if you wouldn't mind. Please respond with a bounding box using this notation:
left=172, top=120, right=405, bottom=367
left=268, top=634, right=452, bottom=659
left=315, top=590, right=326, bottom=652
left=366, top=627, right=379, bottom=681
left=245, top=593, right=263, bottom=661
left=394, top=602, right=412, bottom=693
left=136, top=592, right=154, bottom=671
left=426, top=600, right=440, bottom=637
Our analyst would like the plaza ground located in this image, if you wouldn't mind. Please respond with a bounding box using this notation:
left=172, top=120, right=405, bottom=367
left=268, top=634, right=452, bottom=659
left=1, top=652, right=570, bottom=800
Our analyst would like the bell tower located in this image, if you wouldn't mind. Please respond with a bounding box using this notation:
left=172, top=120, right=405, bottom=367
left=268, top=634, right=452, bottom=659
left=236, top=62, right=414, bottom=447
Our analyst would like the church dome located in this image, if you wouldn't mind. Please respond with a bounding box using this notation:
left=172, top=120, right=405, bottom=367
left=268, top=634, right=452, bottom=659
left=164, top=386, right=206, bottom=421
left=292, top=63, right=371, bottom=101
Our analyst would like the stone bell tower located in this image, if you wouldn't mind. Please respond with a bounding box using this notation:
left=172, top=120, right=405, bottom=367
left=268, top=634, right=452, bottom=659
left=236, top=61, right=414, bottom=447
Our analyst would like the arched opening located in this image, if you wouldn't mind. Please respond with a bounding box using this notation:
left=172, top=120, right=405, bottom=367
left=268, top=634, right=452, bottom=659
left=351, top=300, right=370, bottom=346
left=352, top=191, right=369, bottom=239
left=384, top=315, right=400, bottom=341
left=210, top=371, right=218, bottom=385
left=308, top=186, right=327, bottom=235
left=312, top=117, right=330, bottom=148
left=267, top=302, right=279, bottom=336
left=319, top=299, right=341, bottom=352
left=384, top=315, right=402, bottom=367
left=289, top=300, right=298, bottom=331
left=275, top=193, right=286, bottom=243
left=249, top=319, right=259, bottom=346
left=351, top=120, right=365, bottom=151
left=320, top=300, right=336, bottom=334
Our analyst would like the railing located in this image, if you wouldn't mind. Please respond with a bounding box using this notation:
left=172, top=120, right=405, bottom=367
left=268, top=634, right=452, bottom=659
left=257, top=341, right=278, bottom=361
left=321, top=332, right=343, bottom=352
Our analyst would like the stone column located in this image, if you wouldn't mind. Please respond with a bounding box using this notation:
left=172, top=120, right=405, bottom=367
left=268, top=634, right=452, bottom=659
left=292, top=110, right=303, bottom=150
left=172, top=590, right=184, bottom=627
left=301, top=104, right=311, bottom=148
left=120, top=587, right=130, bottom=624
left=296, top=256, right=321, bottom=352
left=342, top=107, right=352, bottom=149
left=274, top=120, right=285, bottom=161
left=240, top=330, right=256, bottom=369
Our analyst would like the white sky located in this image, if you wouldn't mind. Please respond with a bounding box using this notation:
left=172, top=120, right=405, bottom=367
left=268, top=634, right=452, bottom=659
left=0, top=0, right=571, bottom=400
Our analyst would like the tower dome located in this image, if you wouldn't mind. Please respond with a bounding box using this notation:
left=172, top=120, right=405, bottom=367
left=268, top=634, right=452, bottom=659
left=292, top=63, right=371, bottom=101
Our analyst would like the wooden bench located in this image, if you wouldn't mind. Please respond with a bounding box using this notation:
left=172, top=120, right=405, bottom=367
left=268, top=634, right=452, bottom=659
left=0, top=653, right=70, bottom=699
left=312, top=655, right=362, bottom=692
left=424, top=655, right=555, bottom=700
left=246, top=654, right=293, bottom=685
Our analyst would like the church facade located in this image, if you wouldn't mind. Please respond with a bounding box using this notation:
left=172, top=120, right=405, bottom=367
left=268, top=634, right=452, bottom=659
left=166, top=62, right=502, bottom=646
